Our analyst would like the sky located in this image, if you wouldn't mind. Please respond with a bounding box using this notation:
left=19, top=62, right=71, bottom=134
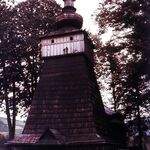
left=56, top=0, right=100, bottom=34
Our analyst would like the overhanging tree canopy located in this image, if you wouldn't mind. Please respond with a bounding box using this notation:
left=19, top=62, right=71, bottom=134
left=0, top=0, right=61, bottom=139
left=95, top=0, right=150, bottom=148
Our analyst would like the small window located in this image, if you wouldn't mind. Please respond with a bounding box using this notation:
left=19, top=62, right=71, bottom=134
left=70, top=37, right=73, bottom=41
left=51, top=39, right=54, bottom=43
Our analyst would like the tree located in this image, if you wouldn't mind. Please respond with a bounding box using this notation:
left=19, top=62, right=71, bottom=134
left=95, top=0, right=150, bottom=149
left=0, top=0, right=61, bottom=139
left=0, top=0, right=14, bottom=140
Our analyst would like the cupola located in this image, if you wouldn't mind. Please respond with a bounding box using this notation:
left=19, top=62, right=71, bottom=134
left=55, top=0, right=83, bottom=29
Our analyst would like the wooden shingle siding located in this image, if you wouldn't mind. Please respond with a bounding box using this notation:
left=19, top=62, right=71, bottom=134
left=21, top=54, right=106, bottom=144
left=8, top=53, right=126, bottom=149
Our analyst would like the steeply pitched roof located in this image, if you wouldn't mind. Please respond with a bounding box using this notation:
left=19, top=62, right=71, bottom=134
left=12, top=54, right=107, bottom=144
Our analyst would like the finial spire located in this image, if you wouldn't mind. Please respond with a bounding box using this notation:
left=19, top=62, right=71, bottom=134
left=62, top=0, right=76, bottom=13
left=63, top=0, right=75, bottom=7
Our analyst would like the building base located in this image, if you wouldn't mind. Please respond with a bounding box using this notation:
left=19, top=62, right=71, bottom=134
left=8, top=143, right=127, bottom=150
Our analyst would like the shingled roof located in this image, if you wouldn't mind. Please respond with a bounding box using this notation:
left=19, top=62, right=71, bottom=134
left=10, top=53, right=111, bottom=145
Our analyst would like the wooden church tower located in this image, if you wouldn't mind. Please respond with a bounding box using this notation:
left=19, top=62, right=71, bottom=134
left=8, top=0, right=126, bottom=149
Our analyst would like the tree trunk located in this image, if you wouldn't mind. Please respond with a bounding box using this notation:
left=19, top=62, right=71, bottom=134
left=112, top=81, right=117, bottom=111
left=4, top=87, right=13, bottom=140
left=3, top=60, right=13, bottom=140
left=135, top=85, right=143, bottom=150
left=12, top=77, right=16, bottom=139
left=137, top=101, right=143, bottom=150
left=108, top=56, right=117, bottom=112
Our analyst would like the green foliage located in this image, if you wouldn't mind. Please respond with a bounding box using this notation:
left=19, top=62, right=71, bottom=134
left=0, top=0, right=61, bottom=139
left=95, top=0, right=150, bottom=144
left=9, top=0, right=61, bottom=110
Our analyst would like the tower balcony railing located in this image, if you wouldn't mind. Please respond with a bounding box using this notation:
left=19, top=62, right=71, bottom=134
left=41, top=40, right=84, bottom=57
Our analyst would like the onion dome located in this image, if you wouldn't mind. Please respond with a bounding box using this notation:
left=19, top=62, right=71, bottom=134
left=55, top=0, right=83, bottom=29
